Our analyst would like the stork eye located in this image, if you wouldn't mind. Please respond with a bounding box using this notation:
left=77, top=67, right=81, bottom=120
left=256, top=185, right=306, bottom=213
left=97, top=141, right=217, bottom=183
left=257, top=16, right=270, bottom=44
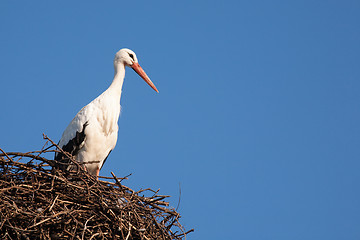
left=128, top=53, right=134, bottom=60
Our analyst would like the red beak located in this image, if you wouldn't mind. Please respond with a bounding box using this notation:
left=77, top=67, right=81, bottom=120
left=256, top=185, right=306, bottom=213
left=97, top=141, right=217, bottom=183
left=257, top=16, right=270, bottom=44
left=131, top=62, right=159, bottom=93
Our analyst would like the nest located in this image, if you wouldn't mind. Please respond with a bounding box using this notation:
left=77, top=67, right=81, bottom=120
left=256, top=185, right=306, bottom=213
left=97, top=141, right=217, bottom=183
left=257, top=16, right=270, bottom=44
left=0, top=135, right=193, bottom=239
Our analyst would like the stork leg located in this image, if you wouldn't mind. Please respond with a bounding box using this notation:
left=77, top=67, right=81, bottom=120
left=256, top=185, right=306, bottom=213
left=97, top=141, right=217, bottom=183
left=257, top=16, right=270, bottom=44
left=96, top=167, right=100, bottom=177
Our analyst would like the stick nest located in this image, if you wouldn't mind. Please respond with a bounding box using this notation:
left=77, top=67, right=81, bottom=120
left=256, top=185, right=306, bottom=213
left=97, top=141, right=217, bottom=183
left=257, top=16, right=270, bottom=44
left=0, top=135, right=193, bottom=239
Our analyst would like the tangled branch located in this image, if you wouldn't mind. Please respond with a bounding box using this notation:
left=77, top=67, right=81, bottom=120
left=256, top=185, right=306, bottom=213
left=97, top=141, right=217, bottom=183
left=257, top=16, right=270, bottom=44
left=0, top=136, right=193, bottom=239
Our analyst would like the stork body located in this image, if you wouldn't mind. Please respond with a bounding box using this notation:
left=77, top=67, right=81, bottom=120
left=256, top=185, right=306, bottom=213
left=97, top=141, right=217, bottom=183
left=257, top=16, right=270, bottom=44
left=55, top=49, right=158, bottom=176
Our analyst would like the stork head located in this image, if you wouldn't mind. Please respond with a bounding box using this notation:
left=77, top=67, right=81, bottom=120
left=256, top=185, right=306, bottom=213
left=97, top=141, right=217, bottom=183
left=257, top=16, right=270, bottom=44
left=114, top=48, right=159, bottom=93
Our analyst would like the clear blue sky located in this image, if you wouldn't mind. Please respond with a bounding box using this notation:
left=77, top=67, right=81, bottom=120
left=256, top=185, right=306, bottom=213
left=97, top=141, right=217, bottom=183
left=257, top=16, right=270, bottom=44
left=1, top=1, right=359, bottom=239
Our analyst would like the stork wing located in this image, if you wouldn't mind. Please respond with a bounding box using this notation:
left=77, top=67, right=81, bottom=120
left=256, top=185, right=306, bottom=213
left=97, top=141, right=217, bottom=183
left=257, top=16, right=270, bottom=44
left=55, top=106, right=91, bottom=169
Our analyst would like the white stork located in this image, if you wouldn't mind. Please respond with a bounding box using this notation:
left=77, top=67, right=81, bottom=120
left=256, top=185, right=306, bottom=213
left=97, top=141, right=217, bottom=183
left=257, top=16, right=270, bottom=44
left=55, top=48, right=158, bottom=176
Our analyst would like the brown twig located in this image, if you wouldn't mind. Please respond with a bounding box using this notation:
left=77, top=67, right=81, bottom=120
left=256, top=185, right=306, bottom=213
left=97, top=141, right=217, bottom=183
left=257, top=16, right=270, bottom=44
left=0, top=136, right=192, bottom=239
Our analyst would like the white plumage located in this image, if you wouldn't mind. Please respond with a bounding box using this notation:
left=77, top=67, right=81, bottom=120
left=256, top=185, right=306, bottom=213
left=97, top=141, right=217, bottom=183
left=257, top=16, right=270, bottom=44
left=55, top=48, right=158, bottom=176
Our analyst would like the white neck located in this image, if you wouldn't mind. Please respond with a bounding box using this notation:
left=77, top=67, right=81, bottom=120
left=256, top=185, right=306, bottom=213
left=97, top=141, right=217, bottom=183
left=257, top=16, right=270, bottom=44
left=109, top=62, right=126, bottom=95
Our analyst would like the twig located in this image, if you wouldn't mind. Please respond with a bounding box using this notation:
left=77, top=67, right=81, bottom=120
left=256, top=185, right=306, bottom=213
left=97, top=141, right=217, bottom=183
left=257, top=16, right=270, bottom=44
left=0, top=136, right=192, bottom=239
left=0, top=147, right=13, bottom=162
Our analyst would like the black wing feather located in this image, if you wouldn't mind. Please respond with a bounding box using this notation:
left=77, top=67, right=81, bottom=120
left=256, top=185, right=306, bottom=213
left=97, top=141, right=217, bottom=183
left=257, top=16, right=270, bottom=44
left=54, top=121, right=88, bottom=171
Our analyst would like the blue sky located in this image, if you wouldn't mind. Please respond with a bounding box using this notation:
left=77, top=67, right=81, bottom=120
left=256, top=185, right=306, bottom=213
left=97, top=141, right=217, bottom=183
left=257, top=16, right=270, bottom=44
left=1, top=1, right=360, bottom=239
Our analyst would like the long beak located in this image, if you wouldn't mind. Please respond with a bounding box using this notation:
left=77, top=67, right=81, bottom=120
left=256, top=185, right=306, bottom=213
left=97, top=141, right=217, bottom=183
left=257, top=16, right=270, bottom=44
left=131, top=62, right=159, bottom=93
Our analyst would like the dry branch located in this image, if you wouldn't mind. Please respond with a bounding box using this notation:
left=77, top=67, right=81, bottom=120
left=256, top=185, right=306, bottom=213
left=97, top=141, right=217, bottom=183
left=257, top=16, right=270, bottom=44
left=0, top=137, right=193, bottom=239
